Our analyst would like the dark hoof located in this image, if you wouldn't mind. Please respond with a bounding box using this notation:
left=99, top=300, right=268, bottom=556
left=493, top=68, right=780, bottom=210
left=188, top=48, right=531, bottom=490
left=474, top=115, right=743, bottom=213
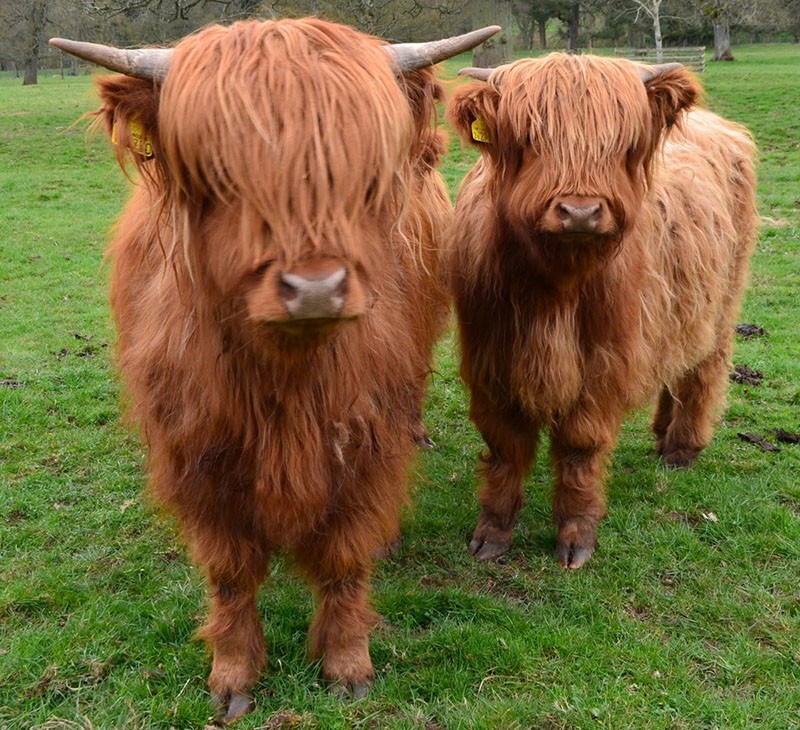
left=416, top=435, right=435, bottom=449
left=556, top=521, right=598, bottom=569
left=211, top=690, right=254, bottom=725
left=328, top=678, right=373, bottom=701
left=662, top=447, right=700, bottom=469
left=468, top=535, right=510, bottom=562
left=556, top=541, right=596, bottom=570
left=373, top=534, right=403, bottom=560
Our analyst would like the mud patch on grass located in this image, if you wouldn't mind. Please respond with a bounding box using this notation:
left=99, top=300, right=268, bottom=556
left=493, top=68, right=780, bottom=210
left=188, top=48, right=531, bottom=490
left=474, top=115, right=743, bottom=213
left=737, top=432, right=780, bottom=452
left=730, top=365, right=763, bottom=385
left=735, top=323, right=768, bottom=339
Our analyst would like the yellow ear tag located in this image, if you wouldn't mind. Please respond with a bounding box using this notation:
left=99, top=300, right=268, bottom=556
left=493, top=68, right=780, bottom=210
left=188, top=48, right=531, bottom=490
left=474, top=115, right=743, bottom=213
left=112, top=118, right=155, bottom=159
left=471, top=116, right=491, bottom=144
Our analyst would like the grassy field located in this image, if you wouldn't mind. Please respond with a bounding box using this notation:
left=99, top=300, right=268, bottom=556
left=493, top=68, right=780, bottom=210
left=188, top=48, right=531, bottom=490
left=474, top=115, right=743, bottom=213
left=1, top=43, right=799, bottom=730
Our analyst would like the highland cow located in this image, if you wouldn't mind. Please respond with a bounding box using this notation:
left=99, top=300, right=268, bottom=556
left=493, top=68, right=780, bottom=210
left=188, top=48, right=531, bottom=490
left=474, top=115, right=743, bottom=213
left=51, top=20, right=498, bottom=723
left=447, top=54, right=758, bottom=570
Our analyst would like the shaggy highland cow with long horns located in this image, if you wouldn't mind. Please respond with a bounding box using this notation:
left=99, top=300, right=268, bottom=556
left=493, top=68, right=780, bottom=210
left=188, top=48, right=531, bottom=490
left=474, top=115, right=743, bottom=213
left=448, top=54, right=758, bottom=570
left=52, top=20, right=498, bottom=722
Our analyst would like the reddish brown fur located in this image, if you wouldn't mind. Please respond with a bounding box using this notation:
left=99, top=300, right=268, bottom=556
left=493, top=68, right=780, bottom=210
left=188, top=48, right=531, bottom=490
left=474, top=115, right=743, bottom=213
left=447, top=53, right=757, bottom=568
left=95, top=18, right=450, bottom=717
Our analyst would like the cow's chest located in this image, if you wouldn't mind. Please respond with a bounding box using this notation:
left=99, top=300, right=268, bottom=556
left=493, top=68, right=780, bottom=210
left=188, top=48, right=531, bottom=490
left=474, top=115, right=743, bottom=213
left=509, top=301, right=585, bottom=417
left=249, top=390, right=396, bottom=547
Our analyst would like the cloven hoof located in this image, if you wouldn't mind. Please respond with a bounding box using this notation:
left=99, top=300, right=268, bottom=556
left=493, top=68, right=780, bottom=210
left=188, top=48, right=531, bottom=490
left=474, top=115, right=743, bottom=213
left=210, top=690, right=254, bottom=725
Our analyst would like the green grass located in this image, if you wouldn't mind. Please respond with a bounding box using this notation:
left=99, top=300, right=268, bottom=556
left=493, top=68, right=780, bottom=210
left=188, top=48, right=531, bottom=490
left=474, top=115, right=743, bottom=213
left=2, top=44, right=800, bottom=729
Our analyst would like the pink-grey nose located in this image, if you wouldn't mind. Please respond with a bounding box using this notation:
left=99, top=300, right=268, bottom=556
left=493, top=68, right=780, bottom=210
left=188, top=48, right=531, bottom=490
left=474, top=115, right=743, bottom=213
left=280, top=267, right=348, bottom=320
left=556, top=201, right=603, bottom=233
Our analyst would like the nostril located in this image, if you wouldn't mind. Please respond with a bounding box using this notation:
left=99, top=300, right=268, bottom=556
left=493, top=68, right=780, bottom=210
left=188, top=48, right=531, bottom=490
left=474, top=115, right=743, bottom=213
left=334, top=273, right=348, bottom=299
left=557, top=204, right=572, bottom=223
left=279, top=273, right=299, bottom=302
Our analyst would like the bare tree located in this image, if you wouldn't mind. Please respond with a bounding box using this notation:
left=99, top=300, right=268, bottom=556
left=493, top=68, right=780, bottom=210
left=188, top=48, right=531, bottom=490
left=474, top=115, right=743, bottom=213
left=512, top=0, right=567, bottom=50
left=20, top=0, right=49, bottom=84
left=471, top=0, right=512, bottom=66
left=705, top=0, right=734, bottom=59
left=629, top=0, right=664, bottom=59
left=560, top=2, right=579, bottom=51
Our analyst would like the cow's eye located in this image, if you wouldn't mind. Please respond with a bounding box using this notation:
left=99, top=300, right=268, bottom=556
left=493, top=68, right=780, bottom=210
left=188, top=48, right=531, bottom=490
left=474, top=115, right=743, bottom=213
left=253, top=259, right=275, bottom=278
left=364, top=179, right=378, bottom=207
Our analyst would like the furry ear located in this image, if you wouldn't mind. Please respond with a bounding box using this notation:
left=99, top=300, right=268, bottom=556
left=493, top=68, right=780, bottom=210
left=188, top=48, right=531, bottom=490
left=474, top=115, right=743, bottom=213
left=95, top=75, right=161, bottom=173
left=447, top=82, right=501, bottom=152
left=400, top=68, right=448, bottom=168
left=644, top=66, right=702, bottom=133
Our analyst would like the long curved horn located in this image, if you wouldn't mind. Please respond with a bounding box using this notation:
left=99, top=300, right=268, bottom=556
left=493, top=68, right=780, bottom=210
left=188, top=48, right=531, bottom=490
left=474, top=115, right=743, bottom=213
left=384, top=26, right=501, bottom=73
left=49, top=38, right=173, bottom=83
left=638, top=61, right=683, bottom=83
left=457, top=66, right=497, bottom=82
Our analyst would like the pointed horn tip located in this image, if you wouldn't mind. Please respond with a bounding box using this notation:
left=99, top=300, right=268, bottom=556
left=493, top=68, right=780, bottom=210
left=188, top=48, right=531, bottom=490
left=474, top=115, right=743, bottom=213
left=465, top=25, right=502, bottom=45
left=639, top=61, right=684, bottom=81
left=655, top=62, right=683, bottom=71
left=471, top=25, right=502, bottom=38
left=458, top=67, right=495, bottom=81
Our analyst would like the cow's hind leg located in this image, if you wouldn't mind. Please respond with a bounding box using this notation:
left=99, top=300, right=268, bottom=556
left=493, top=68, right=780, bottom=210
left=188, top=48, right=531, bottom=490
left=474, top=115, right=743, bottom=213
left=658, top=346, right=730, bottom=468
left=194, top=534, right=269, bottom=724
left=469, top=396, right=538, bottom=561
left=652, top=385, right=675, bottom=455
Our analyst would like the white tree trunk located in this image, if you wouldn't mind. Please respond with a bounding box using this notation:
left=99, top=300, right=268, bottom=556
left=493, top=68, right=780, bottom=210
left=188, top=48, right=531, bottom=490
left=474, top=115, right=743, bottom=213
left=652, top=1, right=663, bottom=62
left=713, top=17, right=733, bottom=60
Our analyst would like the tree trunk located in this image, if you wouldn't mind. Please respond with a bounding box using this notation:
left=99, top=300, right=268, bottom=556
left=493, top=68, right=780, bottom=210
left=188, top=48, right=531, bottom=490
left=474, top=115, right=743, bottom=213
left=472, top=0, right=513, bottom=67
left=566, top=4, right=580, bottom=53
left=713, top=18, right=734, bottom=60
left=538, top=18, right=547, bottom=49
left=23, top=59, right=38, bottom=85
left=22, top=0, right=48, bottom=86
left=652, top=2, right=663, bottom=62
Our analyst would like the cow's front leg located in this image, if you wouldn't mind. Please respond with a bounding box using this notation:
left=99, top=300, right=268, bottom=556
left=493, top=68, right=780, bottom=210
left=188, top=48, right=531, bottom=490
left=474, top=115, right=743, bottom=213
left=295, top=536, right=378, bottom=699
left=550, top=418, right=620, bottom=569
left=195, top=540, right=269, bottom=724
left=469, top=394, right=538, bottom=561
left=311, top=571, right=375, bottom=699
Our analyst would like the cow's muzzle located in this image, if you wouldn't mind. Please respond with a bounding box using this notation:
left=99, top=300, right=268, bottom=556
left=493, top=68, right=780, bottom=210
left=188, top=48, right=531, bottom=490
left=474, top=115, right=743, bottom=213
left=279, top=266, right=348, bottom=320
left=540, top=196, right=616, bottom=236
left=246, top=257, right=367, bottom=327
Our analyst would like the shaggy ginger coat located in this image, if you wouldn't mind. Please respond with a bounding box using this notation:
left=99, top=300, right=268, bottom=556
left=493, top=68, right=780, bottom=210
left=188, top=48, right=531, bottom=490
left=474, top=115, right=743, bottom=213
left=96, top=18, right=451, bottom=721
left=447, top=54, right=758, bottom=569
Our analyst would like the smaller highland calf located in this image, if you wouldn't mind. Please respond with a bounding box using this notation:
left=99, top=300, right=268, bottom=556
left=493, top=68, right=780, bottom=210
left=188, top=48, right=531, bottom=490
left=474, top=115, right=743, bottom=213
left=448, top=54, right=758, bottom=569
left=52, top=19, right=497, bottom=723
